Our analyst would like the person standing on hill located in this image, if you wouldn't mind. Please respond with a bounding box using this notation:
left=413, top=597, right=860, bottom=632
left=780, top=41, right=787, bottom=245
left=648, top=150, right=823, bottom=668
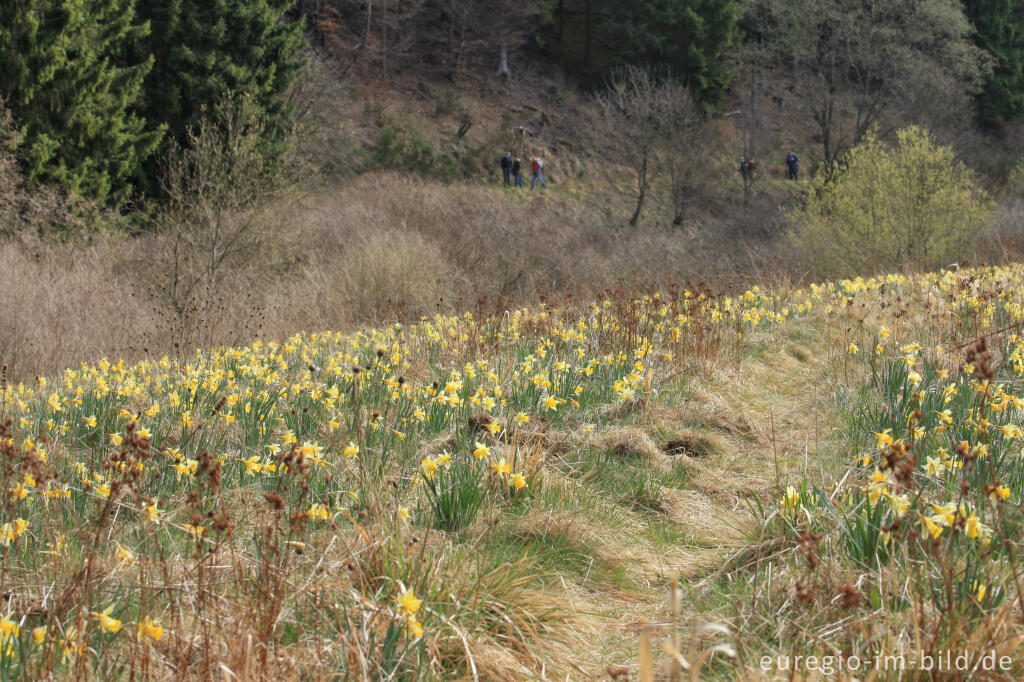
left=512, top=157, right=523, bottom=187
left=501, top=151, right=512, bottom=186
left=740, top=157, right=757, bottom=182
left=786, top=150, right=800, bottom=180
left=530, top=156, right=548, bottom=189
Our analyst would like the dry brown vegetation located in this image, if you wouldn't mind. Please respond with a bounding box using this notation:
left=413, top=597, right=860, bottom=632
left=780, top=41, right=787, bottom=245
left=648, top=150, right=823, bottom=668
left=0, top=171, right=778, bottom=381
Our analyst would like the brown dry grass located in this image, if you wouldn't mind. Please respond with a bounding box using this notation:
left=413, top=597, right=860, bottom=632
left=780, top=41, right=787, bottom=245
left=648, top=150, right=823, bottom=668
left=0, top=172, right=775, bottom=381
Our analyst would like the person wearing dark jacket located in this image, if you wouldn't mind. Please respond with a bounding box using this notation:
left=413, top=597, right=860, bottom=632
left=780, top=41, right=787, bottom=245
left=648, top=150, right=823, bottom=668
left=786, top=151, right=800, bottom=180
left=501, top=152, right=512, bottom=185
left=740, top=157, right=757, bottom=182
left=511, top=157, right=523, bottom=187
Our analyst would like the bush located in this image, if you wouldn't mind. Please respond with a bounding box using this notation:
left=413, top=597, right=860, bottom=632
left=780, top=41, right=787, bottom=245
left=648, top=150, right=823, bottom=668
left=371, top=125, right=459, bottom=180
left=145, top=98, right=299, bottom=350
left=789, top=126, right=989, bottom=277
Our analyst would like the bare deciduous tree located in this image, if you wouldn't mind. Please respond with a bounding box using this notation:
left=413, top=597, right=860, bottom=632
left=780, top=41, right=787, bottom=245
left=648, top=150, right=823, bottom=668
left=744, top=0, right=990, bottom=164
left=309, top=0, right=427, bottom=78
left=153, top=98, right=297, bottom=350
left=433, top=0, right=542, bottom=80
left=598, top=67, right=664, bottom=227
left=653, top=83, right=710, bottom=226
left=598, top=67, right=714, bottom=228
left=307, top=0, right=541, bottom=81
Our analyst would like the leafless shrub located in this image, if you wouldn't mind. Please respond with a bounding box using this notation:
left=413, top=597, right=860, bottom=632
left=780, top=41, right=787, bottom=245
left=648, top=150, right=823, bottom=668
left=655, top=84, right=713, bottom=227
left=596, top=68, right=717, bottom=228
left=597, top=67, right=664, bottom=227
left=143, top=98, right=302, bottom=350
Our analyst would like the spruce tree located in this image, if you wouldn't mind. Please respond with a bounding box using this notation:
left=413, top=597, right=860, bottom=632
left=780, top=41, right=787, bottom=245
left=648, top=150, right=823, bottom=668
left=542, top=0, right=740, bottom=101
left=962, top=0, right=1024, bottom=123
left=135, top=0, right=305, bottom=162
left=0, top=0, right=161, bottom=206
left=601, top=0, right=741, bottom=102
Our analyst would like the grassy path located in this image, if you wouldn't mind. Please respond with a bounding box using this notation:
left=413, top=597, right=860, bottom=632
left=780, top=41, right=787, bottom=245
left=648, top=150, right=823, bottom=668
left=507, top=320, right=846, bottom=678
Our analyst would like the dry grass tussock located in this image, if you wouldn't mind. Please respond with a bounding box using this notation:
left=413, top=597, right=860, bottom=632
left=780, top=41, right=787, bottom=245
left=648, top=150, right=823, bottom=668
left=597, top=427, right=668, bottom=467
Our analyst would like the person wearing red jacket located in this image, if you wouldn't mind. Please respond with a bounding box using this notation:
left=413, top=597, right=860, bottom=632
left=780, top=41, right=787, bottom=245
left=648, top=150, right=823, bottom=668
left=530, top=156, right=548, bottom=189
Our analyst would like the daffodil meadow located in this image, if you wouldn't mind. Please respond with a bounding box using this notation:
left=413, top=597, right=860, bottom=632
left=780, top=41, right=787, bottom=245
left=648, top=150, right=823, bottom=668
left=4, top=265, right=1024, bottom=678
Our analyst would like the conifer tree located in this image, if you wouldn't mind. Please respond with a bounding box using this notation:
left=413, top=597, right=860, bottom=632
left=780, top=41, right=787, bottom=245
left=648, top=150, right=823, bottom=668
left=0, top=0, right=161, bottom=206
left=135, top=0, right=305, bottom=161
left=962, top=0, right=1024, bottom=123
left=542, top=0, right=740, bottom=101
left=601, top=0, right=741, bottom=102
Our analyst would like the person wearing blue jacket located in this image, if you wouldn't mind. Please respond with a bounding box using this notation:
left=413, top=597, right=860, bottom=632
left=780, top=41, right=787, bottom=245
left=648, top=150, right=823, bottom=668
left=786, top=151, right=800, bottom=180
left=500, top=152, right=512, bottom=185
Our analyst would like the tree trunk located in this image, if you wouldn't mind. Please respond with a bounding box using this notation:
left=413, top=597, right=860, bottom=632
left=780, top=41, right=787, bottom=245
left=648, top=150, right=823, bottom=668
left=583, top=0, right=592, bottom=68
left=496, top=41, right=511, bottom=82
left=744, top=67, right=757, bottom=208
left=749, top=70, right=761, bottom=129
left=629, top=154, right=648, bottom=227
left=822, top=123, right=832, bottom=166
left=365, top=0, right=373, bottom=48
left=823, top=43, right=837, bottom=163
left=672, top=197, right=686, bottom=226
